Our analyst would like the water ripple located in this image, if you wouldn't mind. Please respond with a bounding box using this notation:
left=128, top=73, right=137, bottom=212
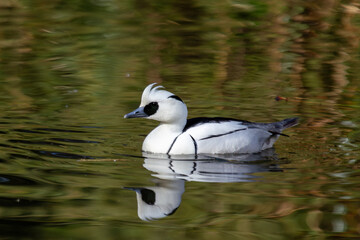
left=13, top=129, right=45, bottom=134
left=34, top=128, right=86, bottom=133
left=8, top=139, right=65, bottom=147
left=31, top=150, right=94, bottom=159
left=0, top=174, right=39, bottom=186
left=50, top=138, right=100, bottom=144
left=10, top=153, right=44, bottom=161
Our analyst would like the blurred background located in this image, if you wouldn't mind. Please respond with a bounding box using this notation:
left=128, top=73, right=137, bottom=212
left=0, top=0, right=359, bottom=239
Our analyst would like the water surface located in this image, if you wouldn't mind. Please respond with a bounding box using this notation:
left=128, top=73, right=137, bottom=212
left=0, top=0, right=360, bottom=239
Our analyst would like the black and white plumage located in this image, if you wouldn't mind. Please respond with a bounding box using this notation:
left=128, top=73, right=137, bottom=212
left=124, top=179, right=184, bottom=221
left=124, top=83, right=298, bottom=155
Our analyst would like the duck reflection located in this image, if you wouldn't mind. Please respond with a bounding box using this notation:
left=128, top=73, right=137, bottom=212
left=124, top=179, right=185, bottom=221
left=125, top=149, right=281, bottom=221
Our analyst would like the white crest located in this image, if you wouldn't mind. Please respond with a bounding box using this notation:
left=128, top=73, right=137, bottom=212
left=140, top=83, right=173, bottom=106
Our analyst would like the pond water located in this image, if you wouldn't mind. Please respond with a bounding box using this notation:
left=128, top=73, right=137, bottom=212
left=0, top=0, right=360, bottom=239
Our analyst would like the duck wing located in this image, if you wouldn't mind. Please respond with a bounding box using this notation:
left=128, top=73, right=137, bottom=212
left=183, top=117, right=298, bottom=140
left=183, top=117, right=251, bottom=140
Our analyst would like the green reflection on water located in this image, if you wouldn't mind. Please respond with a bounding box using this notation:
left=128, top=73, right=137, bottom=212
left=0, top=0, right=360, bottom=239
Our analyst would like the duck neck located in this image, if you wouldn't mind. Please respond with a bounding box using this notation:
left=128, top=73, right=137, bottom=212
left=159, top=118, right=187, bottom=133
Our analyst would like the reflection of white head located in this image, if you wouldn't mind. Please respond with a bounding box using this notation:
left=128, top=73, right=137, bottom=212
left=126, top=150, right=278, bottom=221
left=125, top=179, right=185, bottom=221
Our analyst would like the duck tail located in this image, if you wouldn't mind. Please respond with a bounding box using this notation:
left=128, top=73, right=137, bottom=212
left=280, top=117, right=299, bottom=129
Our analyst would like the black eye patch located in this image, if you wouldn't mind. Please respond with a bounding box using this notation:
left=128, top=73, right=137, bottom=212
left=140, top=188, right=155, bottom=205
left=168, top=95, right=183, bottom=103
left=144, top=102, right=159, bottom=116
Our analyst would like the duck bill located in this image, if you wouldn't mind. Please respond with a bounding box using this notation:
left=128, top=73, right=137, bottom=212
left=124, top=106, right=148, bottom=119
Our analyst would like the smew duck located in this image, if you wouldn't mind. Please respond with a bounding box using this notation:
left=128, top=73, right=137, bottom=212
left=124, top=83, right=298, bottom=155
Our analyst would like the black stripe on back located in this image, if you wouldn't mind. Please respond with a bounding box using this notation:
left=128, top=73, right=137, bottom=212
left=200, top=128, right=247, bottom=140
left=183, top=117, right=250, bottom=132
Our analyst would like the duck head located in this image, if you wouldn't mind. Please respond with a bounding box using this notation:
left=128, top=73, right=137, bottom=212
left=124, top=83, right=188, bottom=125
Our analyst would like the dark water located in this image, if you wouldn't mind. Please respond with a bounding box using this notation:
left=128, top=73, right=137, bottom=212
left=0, top=0, right=360, bottom=239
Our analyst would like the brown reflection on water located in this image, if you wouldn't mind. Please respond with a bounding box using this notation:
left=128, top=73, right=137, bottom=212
left=0, top=2, right=34, bottom=112
left=289, top=1, right=360, bottom=120
left=0, top=1, right=360, bottom=238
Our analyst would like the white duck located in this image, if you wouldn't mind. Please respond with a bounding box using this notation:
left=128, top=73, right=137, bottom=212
left=124, top=83, right=298, bottom=155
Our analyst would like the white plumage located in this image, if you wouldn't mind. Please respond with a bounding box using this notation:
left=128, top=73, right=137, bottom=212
left=124, top=83, right=298, bottom=155
left=125, top=151, right=279, bottom=221
left=124, top=179, right=184, bottom=221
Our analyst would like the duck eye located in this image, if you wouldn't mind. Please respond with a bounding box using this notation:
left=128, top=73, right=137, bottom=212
left=144, top=102, right=159, bottom=116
